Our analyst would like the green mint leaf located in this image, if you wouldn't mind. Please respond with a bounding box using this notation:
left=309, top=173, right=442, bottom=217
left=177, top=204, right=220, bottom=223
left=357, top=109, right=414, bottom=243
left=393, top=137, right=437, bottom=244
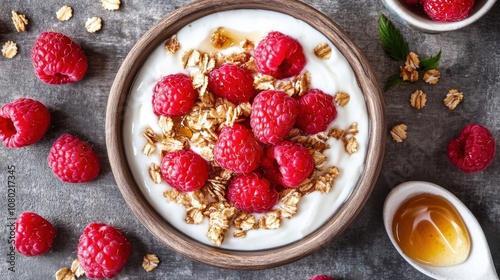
left=384, top=74, right=405, bottom=92
left=379, top=14, right=409, bottom=62
left=420, top=50, right=442, bottom=71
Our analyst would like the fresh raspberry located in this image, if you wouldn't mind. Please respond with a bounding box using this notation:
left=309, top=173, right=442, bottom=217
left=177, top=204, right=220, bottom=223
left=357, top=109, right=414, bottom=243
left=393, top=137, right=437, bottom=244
left=422, top=0, right=475, bottom=22
left=0, top=98, right=50, bottom=148
left=308, top=275, right=336, bottom=280
left=77, top=222, right=130, bottom=279
left=152, top=73, right=197, bottom=116
left=31, top=32, right=88, bottom=85
left=254, top=31, right=306, bottom=79
left=447, top=123, right=495, bottom=173
left=250, top=90, right=298, bottom=144
left=160, top=150, right=209, bottom=192
left=214, top=124, right=263, bottom=173
left=208, top=64, right=255, bottom=104
left=227, top=172, right=278, bottom=213
left=296, top=89, right=337, bottom=135
left=48, top=134, right=101, bottom=183
left=261, top=140, right=314, bottom=188
left=15, top=212, right=56, bottom=257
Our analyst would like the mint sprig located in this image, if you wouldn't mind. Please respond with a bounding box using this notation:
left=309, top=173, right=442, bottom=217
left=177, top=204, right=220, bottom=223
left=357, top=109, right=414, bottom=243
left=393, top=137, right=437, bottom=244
left=379, top=14, right=409, bottom=62
left=384, top=74, right=404, bottom=92
left=379, top=14, right=442, bottom=91
left=420, top=50, right=442, bottom=71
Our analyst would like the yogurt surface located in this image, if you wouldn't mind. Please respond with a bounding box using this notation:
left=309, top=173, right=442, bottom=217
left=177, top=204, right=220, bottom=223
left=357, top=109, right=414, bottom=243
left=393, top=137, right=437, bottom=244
left=123, top=9, right=369, bottom=250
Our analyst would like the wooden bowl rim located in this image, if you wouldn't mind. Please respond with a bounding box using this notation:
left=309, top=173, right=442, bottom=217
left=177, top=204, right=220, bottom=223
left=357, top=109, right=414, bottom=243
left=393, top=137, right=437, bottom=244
left=106, top=0, right=386, bottom=270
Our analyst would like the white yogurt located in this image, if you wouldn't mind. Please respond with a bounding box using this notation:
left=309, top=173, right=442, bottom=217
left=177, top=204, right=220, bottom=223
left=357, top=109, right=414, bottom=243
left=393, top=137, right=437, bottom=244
left=123, top=9, right=369, bottom=250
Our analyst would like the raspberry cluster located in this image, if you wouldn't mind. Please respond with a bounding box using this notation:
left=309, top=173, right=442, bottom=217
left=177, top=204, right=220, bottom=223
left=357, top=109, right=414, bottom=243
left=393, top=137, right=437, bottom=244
left=2, top=32, right=101, bottom=184
left=151, top=31, right=340, bottom=213
left=7, top=30, right=110, bottom=277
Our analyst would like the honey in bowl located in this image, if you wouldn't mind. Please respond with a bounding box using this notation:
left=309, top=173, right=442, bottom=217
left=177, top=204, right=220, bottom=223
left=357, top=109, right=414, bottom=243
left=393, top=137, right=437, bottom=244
left=392, top=193, right=471, bottom=267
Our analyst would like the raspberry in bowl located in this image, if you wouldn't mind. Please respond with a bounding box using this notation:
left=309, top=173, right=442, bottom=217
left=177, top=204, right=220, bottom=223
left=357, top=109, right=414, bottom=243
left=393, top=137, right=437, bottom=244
left=382, top=0, right=497, bottom=33
left=106, top=0, right=384, bottom=269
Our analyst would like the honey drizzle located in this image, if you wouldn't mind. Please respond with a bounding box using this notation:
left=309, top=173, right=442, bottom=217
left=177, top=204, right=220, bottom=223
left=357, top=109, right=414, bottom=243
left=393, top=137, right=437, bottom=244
left=392, top=193, right=471, bottom=267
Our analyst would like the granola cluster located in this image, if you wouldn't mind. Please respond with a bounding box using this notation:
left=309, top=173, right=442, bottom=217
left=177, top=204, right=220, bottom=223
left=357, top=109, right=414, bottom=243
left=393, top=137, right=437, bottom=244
left=142, top=29, right=361, bottom=246
left=390, top=52, right=464, bottom=143
left=1, top=11, right=29, bottom=59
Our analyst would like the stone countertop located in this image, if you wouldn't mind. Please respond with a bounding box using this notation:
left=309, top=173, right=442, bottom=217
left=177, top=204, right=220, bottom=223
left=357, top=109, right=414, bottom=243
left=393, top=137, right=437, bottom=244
left=0, top=0, right=499, bottom=279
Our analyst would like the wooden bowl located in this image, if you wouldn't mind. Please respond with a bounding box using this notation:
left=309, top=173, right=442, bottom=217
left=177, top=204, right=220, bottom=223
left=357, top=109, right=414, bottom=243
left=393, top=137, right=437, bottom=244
left=106, top=0, right=385, bottom=270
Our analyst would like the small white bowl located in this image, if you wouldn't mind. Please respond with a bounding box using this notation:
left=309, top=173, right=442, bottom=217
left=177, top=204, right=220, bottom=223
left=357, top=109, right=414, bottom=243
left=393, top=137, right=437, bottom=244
left=383, top=181, right=498, bottom=279
left=382, top=0, right=497, bottom=33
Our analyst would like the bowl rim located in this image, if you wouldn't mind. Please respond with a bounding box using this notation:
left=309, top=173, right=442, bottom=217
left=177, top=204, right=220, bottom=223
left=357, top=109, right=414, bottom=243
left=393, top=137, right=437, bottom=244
left=382, top=0, right=498, bottom=32
left=105, top=0, right=385, bottom=270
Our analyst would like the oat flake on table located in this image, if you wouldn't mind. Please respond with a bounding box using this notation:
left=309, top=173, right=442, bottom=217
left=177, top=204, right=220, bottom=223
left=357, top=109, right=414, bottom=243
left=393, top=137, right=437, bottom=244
left=56, top=5, right=73, bottom=21
left=2, top=41, right=18, bottom=59
left=102, top=0, right=121, bottom=10
left=11, top=11, right=28, bottom=32
left=85, top=17, right=102, bottom=33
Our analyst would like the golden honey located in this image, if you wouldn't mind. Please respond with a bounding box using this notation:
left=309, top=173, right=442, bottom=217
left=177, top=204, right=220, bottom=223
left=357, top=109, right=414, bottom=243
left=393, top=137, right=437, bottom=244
left=392, top=193, right=471, bottom=267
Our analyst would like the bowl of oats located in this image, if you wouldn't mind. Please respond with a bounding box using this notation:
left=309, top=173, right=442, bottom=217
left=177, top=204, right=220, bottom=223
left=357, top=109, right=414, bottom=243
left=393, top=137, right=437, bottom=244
left=106, top=0, right=385, bottom=269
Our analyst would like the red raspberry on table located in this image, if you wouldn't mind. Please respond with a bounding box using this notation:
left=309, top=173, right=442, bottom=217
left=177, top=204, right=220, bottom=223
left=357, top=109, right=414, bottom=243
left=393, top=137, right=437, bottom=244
left=0, top=98, right=50, bottom=148
left=422, top=0, right=475, bottom=22
left=31, top=32, right=88, bottom=85
left=160, top=150, right=209, bottom=192
left=208, top=64, right=255, bottom=104
left=261, top=140, right=314, bottom=188
left=254, top=31, right=306, bottom=79
left=15, top=212, right=56, bottom=257
left=227, top=172, right=278, bottom=213
left=77, top=222, right=130, bottom=279
left=48, top=134, right=101, bottom=183
left=214, top=124, right=263, bottom=173
left=308, top=275, right=336, bottom=280
left=296, top=89, right=337, bottom=135
left=447, top=123, right=495, bottom=173
left=250, top=90, right=298, bottom=144
left=152, top=73, right=197, bottom=116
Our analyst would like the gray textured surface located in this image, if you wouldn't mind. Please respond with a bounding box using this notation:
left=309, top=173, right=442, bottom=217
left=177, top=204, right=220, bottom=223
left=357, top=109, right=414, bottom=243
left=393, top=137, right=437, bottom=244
left=0, top=0, right=499, bottom=279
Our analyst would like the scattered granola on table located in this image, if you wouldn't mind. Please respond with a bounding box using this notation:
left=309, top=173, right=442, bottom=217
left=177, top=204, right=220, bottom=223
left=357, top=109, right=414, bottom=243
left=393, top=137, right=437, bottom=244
left=85, top=17, right=102, bottom=33
left=102, top=0, right=121, bottom=11
left=410, top=90, right=426, bottom=109
left=71, top=259, right=85, bottom=278
left=56, top=5, right=73, bottom=21
left=11, top=11, right=28, bottom=32
left=423, top=69, right=440, bottom=84
left=2, top=41, right=18, bottom=59
left=55, top=267, right=76, bottom=280
left=142, top=254, right=160, bottom=272
left=390, top=124, right=408, bottom=143
left=443, top=89, right=463, bottom=110
left=400, top=52, right=419, bottom=82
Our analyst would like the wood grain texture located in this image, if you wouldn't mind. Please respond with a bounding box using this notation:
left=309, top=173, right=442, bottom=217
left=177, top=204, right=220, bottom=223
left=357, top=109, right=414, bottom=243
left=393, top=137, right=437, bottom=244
left=106, top=0, right=385, bottom=270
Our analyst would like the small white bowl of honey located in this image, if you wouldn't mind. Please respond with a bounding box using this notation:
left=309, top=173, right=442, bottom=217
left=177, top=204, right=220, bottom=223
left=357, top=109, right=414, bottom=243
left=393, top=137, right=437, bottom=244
left=383, top=181, right=498, bottom=280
